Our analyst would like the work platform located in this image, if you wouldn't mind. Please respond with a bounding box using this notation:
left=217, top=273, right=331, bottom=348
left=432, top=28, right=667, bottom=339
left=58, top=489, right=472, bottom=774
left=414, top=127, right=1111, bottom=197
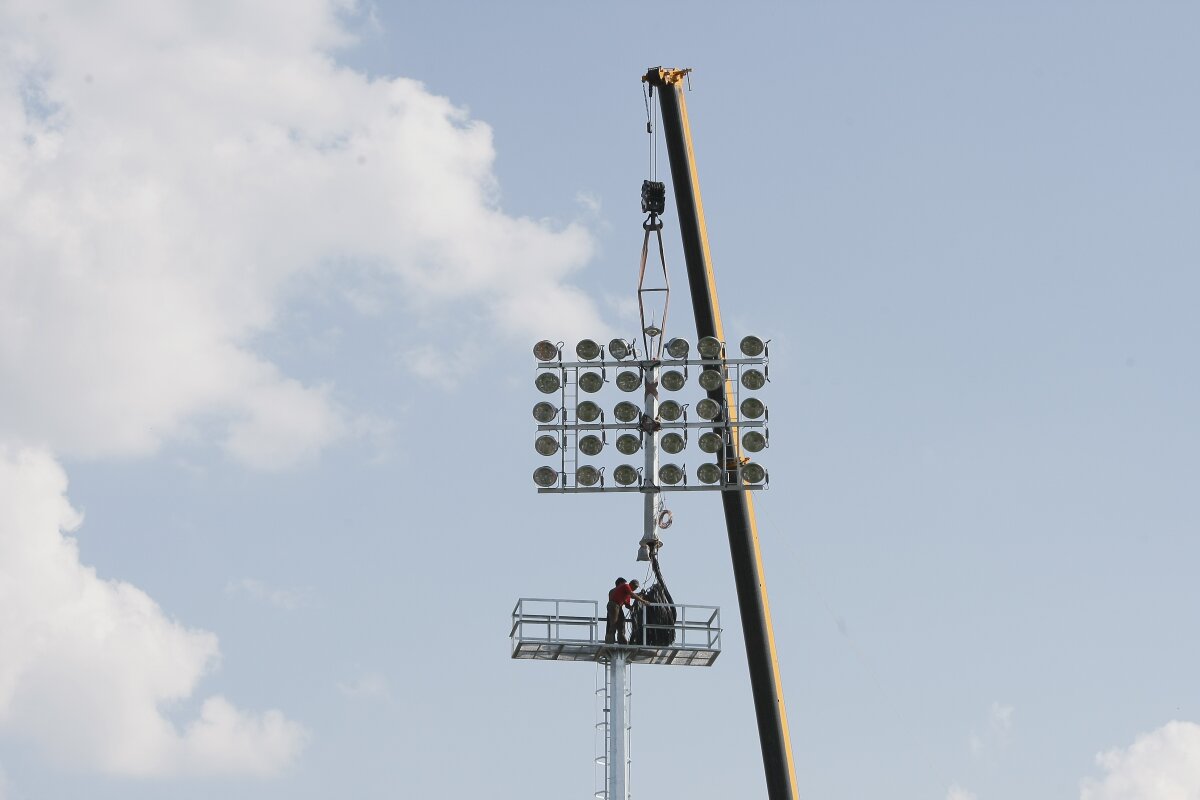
left=510, top=598, right=722, bottom=667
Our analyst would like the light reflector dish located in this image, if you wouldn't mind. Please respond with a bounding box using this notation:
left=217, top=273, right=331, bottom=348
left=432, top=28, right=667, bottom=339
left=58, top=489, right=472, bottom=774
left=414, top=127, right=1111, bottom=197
left=576, top=339, right=601, bottom=361
left=739, top=335, right=765, bottom=357
left=616, top=370, right=642, bottom=392
left=533, top=402, right=557, bottom=423
left=742, top=462, right=766, bottom=484
left=615, top=434, right=641, bottom=455
left=661, top=432, right=686, bottom=454
left=533, top=466, right=559, bottom=487
left=576, top=401, right=602, bottom=422
left=578, top=371, right=604, bottom=393
left=742, top=431, right=767, bottom=453
left=697, top=336, right=722, bottom=359
left=535, top=372, right=561, bottom=394
left=658, top=400, right=683, bottom=421
left=666, top=337, right=690, bottom=359
left=697, top=462, right=722, bottom=484
left=613, top=464, right=638, bottom=485
left=740, top=369, right=767, bottom=390
left=660, top=370, right=685, bottom=392
left=658, top=463, right=684, bottom=485
left=698, top=369, right=723, bottom=391
left=698, top=432, right=724, bottom=453
left=535, top=435, right=560, bottom=456
left=576, top=465, right=600, bottom=486
left=533, top=340, right=559, bottom=362
left=740, top=397, right=765, bottom=419
left=696, top=398, right=721, bottom=420
left=613, top=401, right=639, bottom=423
left=608, top=338, right=630, bottom=360
left=579, top=435, right=604, bottom=456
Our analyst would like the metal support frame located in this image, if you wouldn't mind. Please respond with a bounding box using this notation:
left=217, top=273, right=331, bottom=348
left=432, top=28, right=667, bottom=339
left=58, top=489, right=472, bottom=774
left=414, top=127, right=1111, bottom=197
left=645, top=65, right=799, bottom=800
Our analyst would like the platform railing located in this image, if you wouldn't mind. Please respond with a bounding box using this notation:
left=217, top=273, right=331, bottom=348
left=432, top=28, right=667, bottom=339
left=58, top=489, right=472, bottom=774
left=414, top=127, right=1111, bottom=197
left=511, top=598, right=721, bottom=655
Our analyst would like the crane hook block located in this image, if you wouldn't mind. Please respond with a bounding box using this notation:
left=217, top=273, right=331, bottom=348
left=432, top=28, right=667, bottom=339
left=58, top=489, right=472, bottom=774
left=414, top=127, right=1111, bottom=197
left=641, top=180, right=666, bottom=216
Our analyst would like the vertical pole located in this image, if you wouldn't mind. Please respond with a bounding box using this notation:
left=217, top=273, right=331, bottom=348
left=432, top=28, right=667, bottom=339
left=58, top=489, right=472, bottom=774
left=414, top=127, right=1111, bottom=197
left=643, top=363, right=661, bottom=568
left=608, top=652, right=629, bottom=800
left=644, top=66, right=800, bottom=800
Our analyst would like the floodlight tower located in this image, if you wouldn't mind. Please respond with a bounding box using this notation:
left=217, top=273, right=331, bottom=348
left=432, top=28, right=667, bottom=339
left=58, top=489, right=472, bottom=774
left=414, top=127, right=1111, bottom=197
left=518, top=195, right=773, bottom=798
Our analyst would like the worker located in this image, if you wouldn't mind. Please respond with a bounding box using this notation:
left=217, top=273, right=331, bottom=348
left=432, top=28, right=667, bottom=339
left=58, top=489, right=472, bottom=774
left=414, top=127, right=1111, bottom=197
left=604, top=577, right=647, bottom=645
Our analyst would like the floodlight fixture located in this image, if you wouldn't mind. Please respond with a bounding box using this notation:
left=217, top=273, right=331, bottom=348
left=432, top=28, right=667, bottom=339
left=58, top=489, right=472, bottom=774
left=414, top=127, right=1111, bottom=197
left=615, top=434, right=641, bottom=455
left=742, top=431, right=767, bottom=453
left=616, top=370, right=642, bottom=392
left=535, top=435, right=560, bottom=457
left=661, top=433, right=685, bottom=454
left=660, top=370, right=685, bottom=392
left=576, top=465, right=601, bottom=486
left=665, top=337, right=690, bottom=359
left=535, top=372, right=561, bottom=394
left=579, top=435, right=604, bottom=456
left=533, top=466, right=559, bottom=487
left=658, top=400, right=683, bottom=421
left=741, top=369, right=767, bottom=390
left=698, top=369, right=724, bottom=391
left=613, top=464, right=638, bottom=486
left=576, top=339, right=602, bottom=361
left=658, top=463, right=684, bottom=485
left=578, top=371, right=604, bottom=393
left=740, top=397, right=765, bottom=420
left=608, top=338, right=631, bottom=360
left=644, top=324, right=662, bottom=338
left=698, top=432, right=724, bottom=453
left=742, top=462, right=766, bottom=484
left=739, top=335, right=765, bottom=357
left=695, top=398, right=721, bottom=421
left=613, top=401, right=640, bottom=423
left=533, top=340, right=559, bottom=362
left=697, top=462, right=722, bottom=484
left=697, top=336, right=722, bottom=359
left=533, top=402, right=558, bottom=423
left=577, top=401, right=602, bottom=423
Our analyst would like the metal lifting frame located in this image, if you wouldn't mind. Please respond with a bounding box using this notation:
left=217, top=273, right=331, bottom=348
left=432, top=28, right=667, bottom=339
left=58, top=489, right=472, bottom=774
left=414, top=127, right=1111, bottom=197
left=643, top=66, right=799, bottom=800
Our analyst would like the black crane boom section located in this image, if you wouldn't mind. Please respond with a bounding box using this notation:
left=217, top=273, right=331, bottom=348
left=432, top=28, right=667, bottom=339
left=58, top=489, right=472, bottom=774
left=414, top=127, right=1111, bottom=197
left=643, top=66, right=800, bottom=800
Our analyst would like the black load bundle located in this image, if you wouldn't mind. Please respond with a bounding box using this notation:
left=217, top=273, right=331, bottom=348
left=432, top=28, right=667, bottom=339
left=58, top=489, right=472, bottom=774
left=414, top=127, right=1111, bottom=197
left=630, top=553, right=677, bottom=647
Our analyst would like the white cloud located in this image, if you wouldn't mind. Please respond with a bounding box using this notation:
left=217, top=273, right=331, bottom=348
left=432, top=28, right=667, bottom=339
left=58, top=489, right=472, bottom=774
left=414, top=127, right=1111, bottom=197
left=0, top=0, right=605, bottom=469
left=225, top=578, right=309, bottom=611
left=970, top=701, right=1014, bottom=758
left=0, top=448, right=306, bottom=776
left=947, top=785, right=977, bottom=800
left=1081, top=721, right=1200, bottom=800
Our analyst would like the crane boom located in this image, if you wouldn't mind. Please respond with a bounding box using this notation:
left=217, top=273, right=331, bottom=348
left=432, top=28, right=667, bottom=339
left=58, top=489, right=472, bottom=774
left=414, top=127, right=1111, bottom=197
left=643, top=66, right=799, bottom=800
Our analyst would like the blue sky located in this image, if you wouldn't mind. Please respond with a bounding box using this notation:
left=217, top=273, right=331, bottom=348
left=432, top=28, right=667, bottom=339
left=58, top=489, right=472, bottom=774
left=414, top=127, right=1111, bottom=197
left=2, top=2, right=1198, bottom=799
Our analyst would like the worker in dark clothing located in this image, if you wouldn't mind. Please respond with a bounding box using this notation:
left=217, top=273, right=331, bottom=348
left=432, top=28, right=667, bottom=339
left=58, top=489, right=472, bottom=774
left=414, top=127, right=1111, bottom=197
left=604, top=577, right=648, bottom=644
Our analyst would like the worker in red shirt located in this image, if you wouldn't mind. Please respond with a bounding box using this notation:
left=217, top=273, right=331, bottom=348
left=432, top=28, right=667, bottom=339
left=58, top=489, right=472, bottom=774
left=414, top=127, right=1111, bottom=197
left=604, top=577, right=648, bottom=644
